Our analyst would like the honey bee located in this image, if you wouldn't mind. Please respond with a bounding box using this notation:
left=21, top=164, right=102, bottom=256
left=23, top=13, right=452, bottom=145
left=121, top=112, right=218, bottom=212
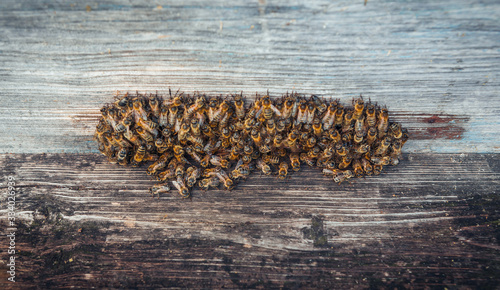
left=100, top=105, right=118, bottom=130
left=177, top=123, right=190, bottom=141
left=338, top=155, right=352, bottom=170
left=299, top=131, right=309, bottom=144
left=218, top=108, right=233, bottom=131
left=246, top=97, right=261, bottom=120
left=231, top=168, right=247, bottom=180
left=241, top=154, right=252, bottom=164
left=184, top=146, right=203, bottom=163
left=373, top=164, right=383, bottom=176
left=296, top=100, right=308, bottom=125
left=334, top=105, right=344, bottom=128
left=370, top=156, right=391, bottom=166
left=221, top=127, right=232, bottom=140
left=172, top=145, right=184, bottom=157
left=273, top=134, right=284, bottom=149
left=269, top=153, right=280, bottom=164
left=276, top=119, right=286, bottom=133
left=229, top=146, right=240, bottom=161
left=211, top=100, right=229, bottom=124
left=184, top=96, right=205, bottom=118
left=306, top=103, right=316, bottom=124
left=352, top=159, right=363, bottom=177
left=210, top=155, right=229, bottom=168
left=366, top=127, right=377, bottom=145
left=365, top=103, right=376, bottom=127
left=374, top=136, right=391, bottom=156
left=352, top=143, right=368, bottom=155
left=115, top=94, right=130, bottom=110
left=354, top=116, right=365, bottom=134
left=281, top=93, right=296, bottom=119
left=259, top=144, right=272, bottom=154
left=233, top=93, right=246, bottom=120
left=148, top=94, right=161, bottom=118
left=277, top=162, right=289, bottom=180
left=149, top=183, right=170, bottom=197
left=199, top=177, right=220, bottom=190
left=312, top=119, right=322, bottom=137
left=200, top=123, right=214, bottom=138
left=185, top=167, right=201, bottom=188
left=289, top=153, right=300, bottom=171
left=200, top=154, right=211, bottom=167
left=166, top=88, right=183, bottom=107
left=251, top=130, right=263, bottom=147
left=307, top=146, right=321, bottom=159
left=190, top=118, right=201, bottom=136
left=311, top=95, right=327, bottom=115
left=136, top=126, right=154, bottom=143
left=256, top=158, right=272, bottom=175
left=244, top=118, right=256, bottom=134
left=137, top=118, right=159, bottom=137
left=133, top=144, right=147, bottom=164
left=132, top=97, right=148, bottom=121
left=175, top=163, right=185, bottom=177
left=147, top=153, right=171, bottom=175
left=342, top=110, right=354, bottom=132
left=389, top=140, right=402, bottom=165
left=266, top=119, right=276, bottom=136
left=168, top=105, right=179, bottom=127
left=322, top=101, right=337, bottom=130
left=328, top=129, right=341, bottom=144
left=158, top=169, right=175, bottom=181
left=216, top=169, right=233, bottom=190
left=377, top=108, right=389, bottom=137
left=259, top=95, right=281, bottom=120
left=117, top=148, right=129, bottom=166
left=172, top=176, right=190, bottom=198
left=112, top=133, right=132, bottom=148
left=300, top=153, right=315, bottom=167
left=401, top=128, right=409, bottom=146
left=335, top=144, right=348, bottom=157
left=389, top=123, right=402, bottom=139
left=322, top=168, right=335, bottom=176
left=361, top=158, right=373, bottom=176
left=159, top=104, right=169, bottom=127
left=352, top=97, right=364, bottom=120
left=305, top=136, right=317, bottom=149
left=174, top=112, right=184, bottom=133
left=353, top=131, right=364, bottom=144
left=332, top=169, right=353, bottom=184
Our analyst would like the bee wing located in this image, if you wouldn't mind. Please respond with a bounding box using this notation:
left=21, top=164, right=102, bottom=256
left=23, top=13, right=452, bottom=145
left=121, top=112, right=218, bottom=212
left=271, top=104, right=282, bottom=116
left=171, top=180, right=181, bottom=190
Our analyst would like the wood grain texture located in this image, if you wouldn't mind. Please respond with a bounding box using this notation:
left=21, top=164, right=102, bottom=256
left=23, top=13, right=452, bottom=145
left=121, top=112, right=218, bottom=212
left=0, top=0, right=499, bottom=288
left=0, top=153, right=499, bottom=288
left=0, top=0, right=499, bottom=153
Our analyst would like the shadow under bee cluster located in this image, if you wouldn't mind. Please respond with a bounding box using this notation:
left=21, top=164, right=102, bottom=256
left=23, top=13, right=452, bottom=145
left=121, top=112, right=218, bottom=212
left=95, top=90, right=408, bottom=198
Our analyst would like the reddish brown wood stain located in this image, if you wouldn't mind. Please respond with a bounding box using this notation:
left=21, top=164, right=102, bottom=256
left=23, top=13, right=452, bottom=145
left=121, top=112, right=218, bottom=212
left=391, top=113, right=469, bottom=140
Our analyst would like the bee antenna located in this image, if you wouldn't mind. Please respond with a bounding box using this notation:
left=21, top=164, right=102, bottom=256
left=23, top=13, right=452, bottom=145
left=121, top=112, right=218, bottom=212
left=169, top=88, right=172, bottom=98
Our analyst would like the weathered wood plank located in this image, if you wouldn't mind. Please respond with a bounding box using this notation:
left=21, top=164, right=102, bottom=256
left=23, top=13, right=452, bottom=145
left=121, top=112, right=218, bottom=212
left=0, top=0, right=499, bottom=288
left=0, top=153, right=499, bottom=288
left=0, top=0, right=499, bottom=153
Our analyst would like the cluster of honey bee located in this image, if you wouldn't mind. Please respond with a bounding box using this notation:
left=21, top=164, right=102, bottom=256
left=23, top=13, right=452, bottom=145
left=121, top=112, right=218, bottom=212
left=95, top=90, right=408, bottom=198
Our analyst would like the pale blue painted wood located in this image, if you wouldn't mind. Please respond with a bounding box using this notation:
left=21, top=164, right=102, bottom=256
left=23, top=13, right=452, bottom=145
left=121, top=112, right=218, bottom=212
left=0, top=0, right=499, bottom=153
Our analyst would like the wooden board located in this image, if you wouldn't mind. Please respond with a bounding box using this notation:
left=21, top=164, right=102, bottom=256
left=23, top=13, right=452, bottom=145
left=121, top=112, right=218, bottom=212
left=1, top=153, right=499, bottom=288
left=0, top=0, right=499, bottom=154
left=0, top=0, right=499, bottom=288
